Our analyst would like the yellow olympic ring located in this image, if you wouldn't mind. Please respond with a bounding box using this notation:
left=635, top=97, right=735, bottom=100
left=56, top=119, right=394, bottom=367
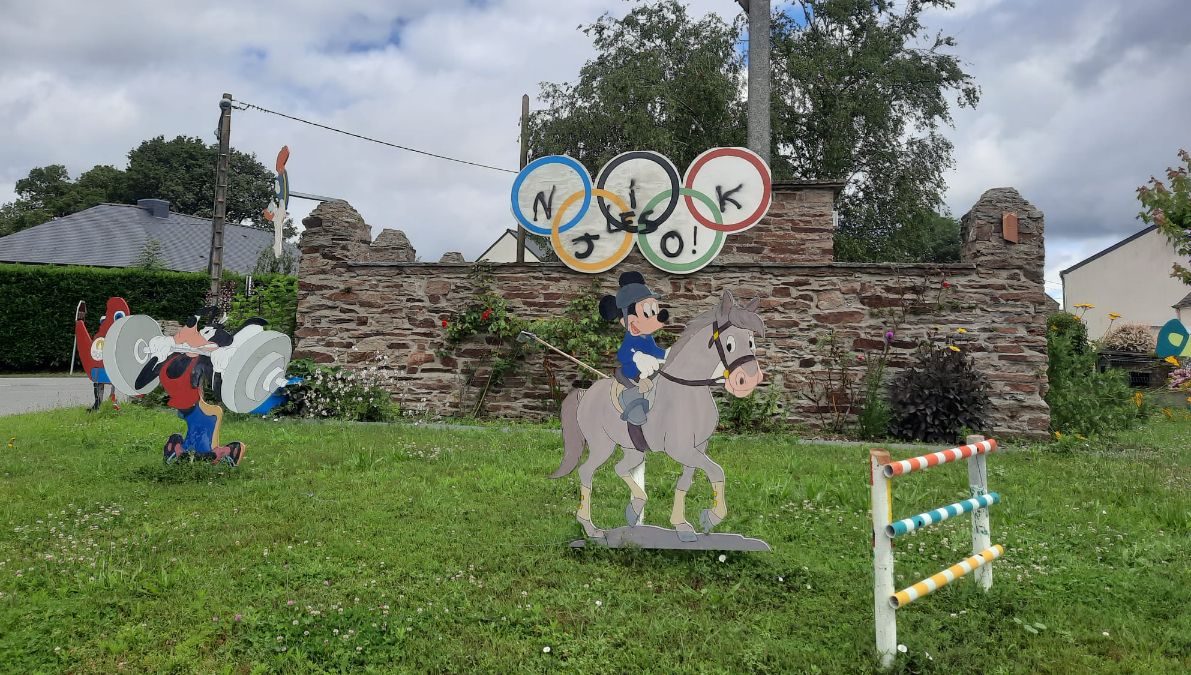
left=551, top=188, right=635, bottom=273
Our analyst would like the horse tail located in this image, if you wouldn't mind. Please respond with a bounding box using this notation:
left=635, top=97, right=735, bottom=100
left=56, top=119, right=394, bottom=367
left=549, top=389, right=585, bottom=479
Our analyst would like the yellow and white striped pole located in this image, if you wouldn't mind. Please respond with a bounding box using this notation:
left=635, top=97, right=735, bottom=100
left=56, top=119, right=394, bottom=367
left=890, top=545, right=1004, bottom=609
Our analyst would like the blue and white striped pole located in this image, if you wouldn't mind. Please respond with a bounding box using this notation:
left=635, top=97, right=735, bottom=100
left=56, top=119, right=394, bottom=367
left=885, top=493, right=1000, bottom=538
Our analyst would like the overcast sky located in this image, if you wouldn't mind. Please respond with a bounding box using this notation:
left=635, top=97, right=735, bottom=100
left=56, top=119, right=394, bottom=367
left=2, top=0, right=1188, bottom=300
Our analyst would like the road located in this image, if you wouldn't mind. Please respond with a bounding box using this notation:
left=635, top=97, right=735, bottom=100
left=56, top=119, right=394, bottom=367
left=0, top=377, right=97, bottom=416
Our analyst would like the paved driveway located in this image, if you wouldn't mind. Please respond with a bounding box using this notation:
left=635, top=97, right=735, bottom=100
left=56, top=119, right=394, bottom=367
left=0, top=377, right=97, bottom=416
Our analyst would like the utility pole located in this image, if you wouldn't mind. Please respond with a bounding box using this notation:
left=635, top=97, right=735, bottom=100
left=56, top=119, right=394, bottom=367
left=208, top=93, right=233, bottom=297
left=738, top=0, right=771, bottom=166
left=516, top=94, right=530, bottom=263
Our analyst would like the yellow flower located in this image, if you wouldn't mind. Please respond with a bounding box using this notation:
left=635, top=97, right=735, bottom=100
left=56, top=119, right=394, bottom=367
left=948, top=345, right=961, bottom=352
left=1162, top=407, right=1174, bottom=419
left=1073, top=303, right=1095, bottom=309
left=1164, top=356, right=1180, bottom=366
left=1133, top=391, right=1144, bottom=407
left=1107, top=312, right=1121, bottom=320
left=1054, top=431, right=1063, bottom=440
left=1186, top=396, right=1191, bottom=405
left=956, top=327, right=968, bottom=334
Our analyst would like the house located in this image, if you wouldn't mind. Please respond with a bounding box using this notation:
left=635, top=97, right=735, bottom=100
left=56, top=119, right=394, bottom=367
left=0, top=199, right=297, bottom=273
left=476, top=228, right=548, bottom=263
left=1061, top=224, right=1189, bottom=337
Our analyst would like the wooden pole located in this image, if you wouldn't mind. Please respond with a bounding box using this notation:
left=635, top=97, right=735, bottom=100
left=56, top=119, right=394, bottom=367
left=208, top=93, right=233, bottom=297
left=516, top=94, right=530, bottom=263
left=870, top=449, right=896, bottom=669
left=966, top=434, right=994, bottom=590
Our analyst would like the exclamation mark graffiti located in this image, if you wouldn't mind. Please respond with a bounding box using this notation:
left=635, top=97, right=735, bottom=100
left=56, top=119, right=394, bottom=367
left=691, top=226, right=698, bottom=256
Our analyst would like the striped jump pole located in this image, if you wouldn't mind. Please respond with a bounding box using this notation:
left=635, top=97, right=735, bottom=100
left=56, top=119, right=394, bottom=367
left=891, top=545, right=1004, bottom=608
left=886, top=493, right=1000, bottom=538
left=882, top=437, right=998, bottom=478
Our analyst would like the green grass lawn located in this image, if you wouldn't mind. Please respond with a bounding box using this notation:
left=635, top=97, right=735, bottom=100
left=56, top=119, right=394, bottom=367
left=0, top=407, right=1187, bottom=673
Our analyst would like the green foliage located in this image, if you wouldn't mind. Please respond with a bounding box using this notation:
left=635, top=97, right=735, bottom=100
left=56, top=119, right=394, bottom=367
left=1137, top=148, right=1191, bottom=285
left=888, top=340, right=990, bottom=443
left=0, top=135, right=274, bottom=237
left=1046, top=311, right=1089, bottom=354
left=278, top=358, right=399, bottom=422
left=134, top=238, right=166, bottom=271
left=0, top=263, right=208, bottom=371
left=528, top=0, right=746, bottom=171
left=1046, top=326, right=1141, bottom=437
left=530, top=0, right=978, bottom=262
left=226, top=275, right=298, bottom=338
left=126, top=135, right=273, bottom=226
left=252, top=245, right=298, bottom=275
left=717, top=376, right=787, bottom=434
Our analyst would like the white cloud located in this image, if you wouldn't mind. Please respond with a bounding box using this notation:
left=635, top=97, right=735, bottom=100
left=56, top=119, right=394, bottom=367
left=2, top=0, right=1188, bottom=277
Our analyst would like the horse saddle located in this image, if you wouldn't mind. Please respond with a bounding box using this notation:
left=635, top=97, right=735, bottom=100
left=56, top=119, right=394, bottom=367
left=609, top=369, right=656, bottom=415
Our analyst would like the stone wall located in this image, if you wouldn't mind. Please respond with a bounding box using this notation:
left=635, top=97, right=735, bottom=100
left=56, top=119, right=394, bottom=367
left=294, top=185, right=1051, bottom=437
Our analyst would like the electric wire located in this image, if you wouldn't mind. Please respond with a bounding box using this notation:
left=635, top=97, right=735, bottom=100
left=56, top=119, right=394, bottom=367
left=231, top=98, right=519, bottom=174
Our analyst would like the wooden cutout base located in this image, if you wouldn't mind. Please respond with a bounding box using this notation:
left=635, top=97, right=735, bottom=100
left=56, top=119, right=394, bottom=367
left=569, top=525, right=771, bottom=551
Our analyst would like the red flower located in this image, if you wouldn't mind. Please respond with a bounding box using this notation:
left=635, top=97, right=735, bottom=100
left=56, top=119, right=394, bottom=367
left=481, top=308, right=492, bottom=321
left=441, top=319, right=449, bottom=328
left=942, top=281, right=951, bottom=289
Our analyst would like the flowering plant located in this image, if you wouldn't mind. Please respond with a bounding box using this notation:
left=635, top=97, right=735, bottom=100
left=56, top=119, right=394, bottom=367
left=1168, top=366, right=1191, bottom=390
left=279, top=356, right=400, bottom=421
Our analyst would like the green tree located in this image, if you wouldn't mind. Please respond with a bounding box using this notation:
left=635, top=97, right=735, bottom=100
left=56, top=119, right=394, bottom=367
left=837, top=211, right=961, bottom=263
left=529, top=0, right=746, bottom=170
left=0, top=164, right=128, bottom=236
left=528, top=0, right=978, bottom=261
left=1137, top=148, right=1191, bottom=285
left=125, top=135, right=273, bottom=226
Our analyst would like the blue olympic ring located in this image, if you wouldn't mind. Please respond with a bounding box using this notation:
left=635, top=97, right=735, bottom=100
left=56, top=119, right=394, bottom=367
left=511, top=155, right=592, bottom=236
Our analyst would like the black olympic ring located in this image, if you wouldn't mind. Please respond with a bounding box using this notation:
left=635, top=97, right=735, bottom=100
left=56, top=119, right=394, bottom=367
left=595, top=150, right=681, bottom=236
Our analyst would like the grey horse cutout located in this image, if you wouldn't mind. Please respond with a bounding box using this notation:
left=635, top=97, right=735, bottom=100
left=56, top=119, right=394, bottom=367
left=551, top=289, right=772, bottom=551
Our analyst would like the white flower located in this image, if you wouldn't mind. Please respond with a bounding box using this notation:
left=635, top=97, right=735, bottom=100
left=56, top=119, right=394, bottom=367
left=717, top=554, right=727, bottom=563
left=542, top=646, right=551, bottom=654
left=897, top=644, right=908, bottom=653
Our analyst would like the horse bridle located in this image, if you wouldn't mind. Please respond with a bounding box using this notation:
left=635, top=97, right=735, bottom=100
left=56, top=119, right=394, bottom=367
left=658, top=319, right=757, bottom=388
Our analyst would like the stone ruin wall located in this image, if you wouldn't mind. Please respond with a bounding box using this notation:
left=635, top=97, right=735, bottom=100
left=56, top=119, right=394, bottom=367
left=294, top=183, right=1051, bottom=437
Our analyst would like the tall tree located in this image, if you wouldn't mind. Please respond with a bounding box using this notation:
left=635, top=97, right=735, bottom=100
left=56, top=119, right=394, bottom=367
left=529, top=1, right=746, bottom=171
left=125, top=135, right=273, bottom=226
left=527, top=0, right=978, bottom=262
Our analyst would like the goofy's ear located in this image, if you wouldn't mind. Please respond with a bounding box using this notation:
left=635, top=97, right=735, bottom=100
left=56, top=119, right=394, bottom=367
left=745, top=297, right=760, bottom=313
left=717, top=289, right=736, bottom=321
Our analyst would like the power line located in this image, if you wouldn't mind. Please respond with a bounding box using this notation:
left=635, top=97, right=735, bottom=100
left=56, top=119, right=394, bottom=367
left=231, top=98, right=519, bottom=174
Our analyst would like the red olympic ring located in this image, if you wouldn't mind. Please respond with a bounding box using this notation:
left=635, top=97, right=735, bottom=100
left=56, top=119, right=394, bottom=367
left=683, top=147, right=772, bottom=233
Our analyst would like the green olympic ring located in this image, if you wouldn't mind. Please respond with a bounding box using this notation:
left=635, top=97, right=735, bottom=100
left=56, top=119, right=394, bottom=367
left=635, top=188, right=725, bottom=274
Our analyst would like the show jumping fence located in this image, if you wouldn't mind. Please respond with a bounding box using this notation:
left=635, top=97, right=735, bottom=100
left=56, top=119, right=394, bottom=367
left=868, top=435, right=1004, bottom=668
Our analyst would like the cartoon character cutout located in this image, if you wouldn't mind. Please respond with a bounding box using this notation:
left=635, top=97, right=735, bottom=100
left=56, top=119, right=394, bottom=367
left=598, top=271, right=671, bottom=426
left=262, top=145, right=290, bottom=258
left=133, top=307, right=260, bottom=466
left=75, top=297, right=130, bottom=411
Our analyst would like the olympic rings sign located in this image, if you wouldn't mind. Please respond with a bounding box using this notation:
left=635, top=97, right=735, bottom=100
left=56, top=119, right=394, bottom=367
left=510, top=147, right=771, bottom=274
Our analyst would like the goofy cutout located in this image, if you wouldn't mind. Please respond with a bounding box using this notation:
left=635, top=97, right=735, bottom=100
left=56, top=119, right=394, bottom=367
left=134, top=307, right=255, bottom=466
left=599, top=272, right=671, bottom=442
left=75, top=297, right=130, bottom=411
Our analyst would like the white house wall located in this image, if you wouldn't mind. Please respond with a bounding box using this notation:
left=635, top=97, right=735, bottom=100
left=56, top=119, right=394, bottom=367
left=1062, top=228, right=1189, bottom=338
left=477, top=232, right=541, bottom=263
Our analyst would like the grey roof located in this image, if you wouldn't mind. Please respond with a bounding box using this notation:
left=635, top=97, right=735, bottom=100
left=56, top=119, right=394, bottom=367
left=1174, top=291, right=1191, bottom=310
left=0, top=202, right=299, bottom=273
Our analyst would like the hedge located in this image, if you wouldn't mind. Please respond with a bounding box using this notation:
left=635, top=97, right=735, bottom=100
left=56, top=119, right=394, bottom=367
left=0, top=264, right=210, bottom=371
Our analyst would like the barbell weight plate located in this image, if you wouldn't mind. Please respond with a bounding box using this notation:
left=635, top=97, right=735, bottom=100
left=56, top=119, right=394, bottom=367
left=221, top=330, right=292, bottom=413
left=102, top=314, right=164, bottom=396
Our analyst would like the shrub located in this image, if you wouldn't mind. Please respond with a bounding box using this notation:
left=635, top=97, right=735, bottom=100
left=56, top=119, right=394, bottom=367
left=1046, top=311, right=1088, bottom=354
left=717, top=375, right=786, bottom=434
left=279, top=357, right=400, bottom=422
left=1046, top=328, right=1139, bottom=436
left=227, top=275, right=298, bottom=338
left=887, top=341, right=989, bottom=443
left=1101, top=323, right=1156, bottom=353
left=0, top=263, right=208, bottom=371
left=1169, top=365, right=1191, bottom=390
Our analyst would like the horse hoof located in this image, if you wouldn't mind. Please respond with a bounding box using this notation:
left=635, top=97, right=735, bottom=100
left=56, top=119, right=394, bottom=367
left=700, top=509, right=724, bottom=533
left=625, top=498, right=646, bottom=526
left=675, top=523, right=698, bottom=542
left=577, top=516, right=605, bottom=540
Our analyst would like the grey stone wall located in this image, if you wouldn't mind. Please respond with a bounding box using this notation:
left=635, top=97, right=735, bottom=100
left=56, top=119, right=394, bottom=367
left=294, top=186, right=1051, bottom=437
